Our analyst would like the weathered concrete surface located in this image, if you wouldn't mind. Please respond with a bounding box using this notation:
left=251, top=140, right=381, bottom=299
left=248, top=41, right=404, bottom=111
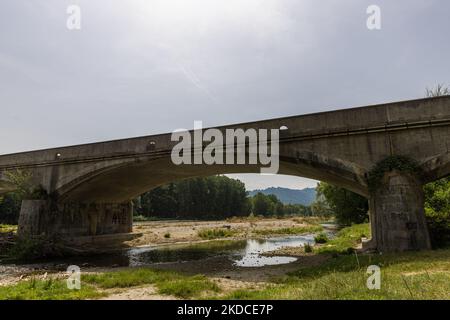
left=365, top=171, right=431, bottom=252
left=1, top=96, right=450, bottom=252
left=18, top=200, right=132, bottom=238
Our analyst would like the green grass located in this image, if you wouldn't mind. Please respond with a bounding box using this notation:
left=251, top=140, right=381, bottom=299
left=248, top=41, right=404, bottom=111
left=0, top=278, right=104, bottom=300
left=1, top=268, right=221, bottom=300
left=252, top=225, right=323, bottom=236
left=304, top=243, right=313, bottom=253
left=157, top=275, right=220, bottom=298
left=0, top=224, right=17, bottom=233
left=197, top=228, right=236, bottom=239
left=224, top=249, right=450, bottom=300
left=83, top=268, right=220, bottom=298
left=314, top=232, right=329, bottom=244
left=315, top=223, right=370, bottom=254
left=223, top=223, right=450, bottom=300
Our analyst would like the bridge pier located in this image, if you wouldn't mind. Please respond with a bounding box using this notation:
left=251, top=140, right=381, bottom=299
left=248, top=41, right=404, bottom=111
left=364, top=170, right=431, bottom=252
left=18, top=200, right=133, bottom=239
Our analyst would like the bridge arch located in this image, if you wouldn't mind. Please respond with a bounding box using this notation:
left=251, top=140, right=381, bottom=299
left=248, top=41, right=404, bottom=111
left=55, top=151, right=369, bottom=203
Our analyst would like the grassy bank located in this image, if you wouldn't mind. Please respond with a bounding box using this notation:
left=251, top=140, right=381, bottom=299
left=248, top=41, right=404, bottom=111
left=0, top=268, right=220, bottom=300
left=315, top=223, right=370, bottom=254
left=0, top=278, right=104, bottom=300
left=83, top=268, right=219, bottom=298
left=252, top=225, right=323, bottom=236
left=224, top=224, right=450, bottom=300
left=2, top=223, right=448, bottom=300
left=197, top=228, right=236, bottom=239
left=224, top=248, right=450, bottom=299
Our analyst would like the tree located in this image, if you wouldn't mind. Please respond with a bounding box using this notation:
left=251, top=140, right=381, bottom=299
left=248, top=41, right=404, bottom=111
left=316, top=182, right=368, bottom=225
left=425, top=84, right=450, bottom=97
left=252, top=192, right=272, bottom=216
left=0, top=169, right=47, bottom=224
left=136, top=175, right=251, bottom=219
left=423, top=84, right=450, bottom=247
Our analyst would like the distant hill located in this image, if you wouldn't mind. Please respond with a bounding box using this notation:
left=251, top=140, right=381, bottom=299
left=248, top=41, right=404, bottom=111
left=248, top=187, right=316, bottom=206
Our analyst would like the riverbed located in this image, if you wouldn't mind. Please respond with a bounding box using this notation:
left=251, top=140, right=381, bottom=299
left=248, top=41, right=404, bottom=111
left=0, top=218, right=336, bottom=285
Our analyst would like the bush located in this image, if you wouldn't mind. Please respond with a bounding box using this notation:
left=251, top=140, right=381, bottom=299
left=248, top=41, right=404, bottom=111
left=314, top=232, right=329, bottom=244
left=7, top=235, right=69, bottom=260
left=424, top=177, right=450, bottom=248
left=164, top=233, right=171, bottom=238
left=304, top=243, right=313, bottom=253
left=315, top=182, right=368, bottom=225
left=425, top=210, right=450, bottom=248
left=197, top=228, right=235, bottom=239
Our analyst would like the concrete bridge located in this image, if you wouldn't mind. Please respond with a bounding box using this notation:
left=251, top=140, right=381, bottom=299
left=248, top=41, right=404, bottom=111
left=1, top=96, right=450, bottom=252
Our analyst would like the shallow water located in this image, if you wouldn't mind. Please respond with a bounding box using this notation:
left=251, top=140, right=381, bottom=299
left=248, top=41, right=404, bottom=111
left=232, top=234, right=316, bottom=267
left=125, top=233, right=318, bottom=268
left=2, top=225, right=337, bottom=270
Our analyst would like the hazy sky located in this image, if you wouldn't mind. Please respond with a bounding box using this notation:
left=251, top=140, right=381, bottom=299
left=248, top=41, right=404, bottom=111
left=1, top=1, right=449, bottom=190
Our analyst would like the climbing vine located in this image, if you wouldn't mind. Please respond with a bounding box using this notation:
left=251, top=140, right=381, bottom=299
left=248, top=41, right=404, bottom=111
left=4, top=169, right=48, bottom=200
left=367, top=155, right=421, bottom=193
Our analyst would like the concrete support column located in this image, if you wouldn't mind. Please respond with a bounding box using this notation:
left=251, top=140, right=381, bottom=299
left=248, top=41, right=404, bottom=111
left=18, top=200, right=133, bottom=238
left=368, top=170, right=431, bottom=252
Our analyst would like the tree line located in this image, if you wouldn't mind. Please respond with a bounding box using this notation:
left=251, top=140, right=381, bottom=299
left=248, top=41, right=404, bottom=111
left=134, top=175, right=313, bottom=219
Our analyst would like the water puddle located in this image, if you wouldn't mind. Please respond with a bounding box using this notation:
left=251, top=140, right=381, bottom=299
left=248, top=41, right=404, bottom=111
left=232, top=234, right=315, bottom=267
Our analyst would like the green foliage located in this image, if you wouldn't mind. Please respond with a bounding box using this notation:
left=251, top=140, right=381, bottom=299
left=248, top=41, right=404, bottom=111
left=0, top=193, right=22, bottom=224
left=367, top=155, right=420, bottom=193
left=424, top=177, right=450, bottom=248
left=224, top=248, right=450, bottom=300
left=283, top=203, right=312, bottom=216
left=310, top=195, right=333, bottom=217
left=303, top=243, right=313, bottom=253
left=251, top=192, right=281, bottom=216
left=249, top=192, right=312, bottom=217
left=197, top=228, right=235, bottom=239
left=7, top=235, right=69, bottom=260
left=252, top=225, right=323, bottom=236
left=157, top=275, right=220, bottom=298
left=82, top=268, right=177, bottom=288
left=0, top=170, right=48, bottom=224
left=0, top=278, right=103, bottom=300
left=314, top=232, right=328, bottom=244
left=3, top=169, right=47, bottom=200
left=316, top=182, right=368, bottom=225
left=83, top=268, right=220, bottom=298
left=315, top=223, right=370, bottom=255
left=135, top=176, right=251, bottom=219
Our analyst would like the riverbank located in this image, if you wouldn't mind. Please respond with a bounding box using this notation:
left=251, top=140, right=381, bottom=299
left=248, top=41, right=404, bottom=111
left=1, top=220, right=449, bottom=300
left=127, top=216, right=325, bottom=247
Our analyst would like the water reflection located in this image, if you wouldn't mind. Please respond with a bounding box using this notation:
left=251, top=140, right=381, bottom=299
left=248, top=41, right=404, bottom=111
left=127, top=234, right=316, bottom=268
left=232, top=235, right=315, bottom=267
left=127, top=241, right=246, bottom=266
